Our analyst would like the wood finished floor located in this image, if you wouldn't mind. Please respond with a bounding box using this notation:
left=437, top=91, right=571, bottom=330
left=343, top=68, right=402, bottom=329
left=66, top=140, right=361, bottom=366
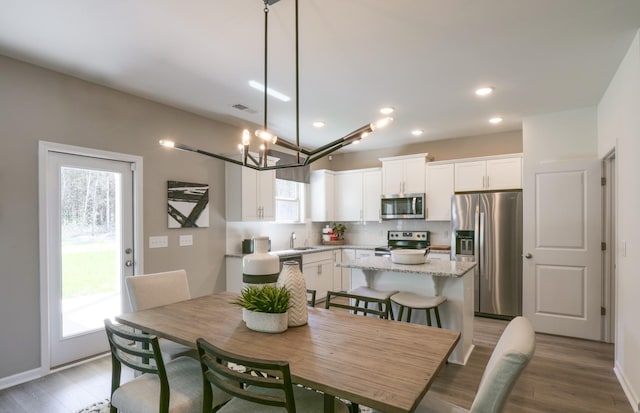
left=0, top=317, right=632, bottom=412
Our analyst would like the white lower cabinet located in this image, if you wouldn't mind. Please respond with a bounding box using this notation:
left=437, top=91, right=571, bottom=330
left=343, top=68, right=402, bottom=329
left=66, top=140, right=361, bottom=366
left=332, top=250, right=343, bottom=292
left=302, top=251, right=334, bottom=302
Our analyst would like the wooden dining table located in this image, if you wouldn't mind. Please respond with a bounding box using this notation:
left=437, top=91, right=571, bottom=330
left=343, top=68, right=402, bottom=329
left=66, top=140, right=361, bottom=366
left=115, top=291, right=460, bottom=413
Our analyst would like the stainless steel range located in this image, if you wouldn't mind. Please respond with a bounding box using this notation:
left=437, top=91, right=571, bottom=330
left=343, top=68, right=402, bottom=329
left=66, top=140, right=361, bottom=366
left=374, top=230, right=430, bottom=256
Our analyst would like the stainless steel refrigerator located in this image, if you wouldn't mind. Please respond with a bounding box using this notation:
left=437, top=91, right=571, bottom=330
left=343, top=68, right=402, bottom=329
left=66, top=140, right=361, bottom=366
left=450, top=191, right=523, bottom=318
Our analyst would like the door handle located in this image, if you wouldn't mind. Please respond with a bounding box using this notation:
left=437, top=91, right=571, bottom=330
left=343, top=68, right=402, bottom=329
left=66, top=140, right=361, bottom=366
left=524, top=253, right=533, bottom=259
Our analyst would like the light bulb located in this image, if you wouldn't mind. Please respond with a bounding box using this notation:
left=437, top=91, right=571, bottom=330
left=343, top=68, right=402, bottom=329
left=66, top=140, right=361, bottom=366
left=259, top=143, right=266, bottom=151
left=159, top=139, right=175, bottom=148
left=373, top=117, right=394, bottom=129
left=361, top=131, right=370, bottom=139
left=237, top=143, right=244, bottom=151
left=255, top=129, right=273, bottom=141
left=242, top=129, right=251, bottom=146
left=489, top=117, right=503, bottom=124
left=475, top=87, right=494, bottom=96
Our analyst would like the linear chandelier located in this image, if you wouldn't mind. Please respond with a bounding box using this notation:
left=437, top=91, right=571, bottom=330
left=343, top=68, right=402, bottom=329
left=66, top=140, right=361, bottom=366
left=159, top=0, right=393, bottom=171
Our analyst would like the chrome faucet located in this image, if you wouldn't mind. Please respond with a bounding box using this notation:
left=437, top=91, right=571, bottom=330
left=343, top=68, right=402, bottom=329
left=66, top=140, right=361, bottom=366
left=290, top=232, right=296, bottom=249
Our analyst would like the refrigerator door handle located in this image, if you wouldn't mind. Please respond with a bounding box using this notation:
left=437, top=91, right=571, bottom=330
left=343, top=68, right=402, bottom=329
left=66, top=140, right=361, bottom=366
left=478, top=211, right=485, bottom=275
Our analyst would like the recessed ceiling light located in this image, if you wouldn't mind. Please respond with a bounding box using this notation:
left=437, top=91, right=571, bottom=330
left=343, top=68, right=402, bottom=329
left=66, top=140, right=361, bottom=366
left=313, top=121, right=325, bottom=128
left=380, top=106, right=395, bottom=115
left=489, top=117, right=503, bottom=124
left=411, top=129, right=424, bottom=136
left=248, top=80, right=291, bottom=102
left=475, top=87, right=495, bottom=96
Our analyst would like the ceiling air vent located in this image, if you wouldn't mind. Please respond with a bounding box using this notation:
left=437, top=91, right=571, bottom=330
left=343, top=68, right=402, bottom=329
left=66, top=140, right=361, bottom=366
left=232, top=103, right=258, bottom=114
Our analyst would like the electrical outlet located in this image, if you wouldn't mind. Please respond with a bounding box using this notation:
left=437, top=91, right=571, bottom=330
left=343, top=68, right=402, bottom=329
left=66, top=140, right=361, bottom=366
left=180, top=235, right=193, bottom=247
left=149, top=236, right=168, bottom=248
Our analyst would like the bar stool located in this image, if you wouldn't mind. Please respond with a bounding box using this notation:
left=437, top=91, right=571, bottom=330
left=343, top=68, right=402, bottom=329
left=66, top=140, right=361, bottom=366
left=348, top=286, right=399, bottom=320
left=390, top=292, right=447, bottom=327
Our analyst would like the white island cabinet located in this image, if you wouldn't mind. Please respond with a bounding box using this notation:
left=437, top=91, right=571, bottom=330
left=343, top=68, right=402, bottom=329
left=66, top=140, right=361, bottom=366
left=338, top=256, right=476, bottom=365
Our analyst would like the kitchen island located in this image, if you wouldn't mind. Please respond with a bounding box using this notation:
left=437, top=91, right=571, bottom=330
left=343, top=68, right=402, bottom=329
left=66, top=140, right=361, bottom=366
left=337, top=256, right=476, bottom=365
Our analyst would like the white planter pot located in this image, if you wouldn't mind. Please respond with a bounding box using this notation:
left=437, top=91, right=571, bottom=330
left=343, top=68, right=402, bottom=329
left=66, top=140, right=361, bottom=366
left=243, top=309, right=289, bottom=333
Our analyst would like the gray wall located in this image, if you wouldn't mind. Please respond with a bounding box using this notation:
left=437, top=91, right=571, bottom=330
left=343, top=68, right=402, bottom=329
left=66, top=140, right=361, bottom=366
left=0, top=55, right=239, bottom=379
left=316, top=130, right=522, bottom=171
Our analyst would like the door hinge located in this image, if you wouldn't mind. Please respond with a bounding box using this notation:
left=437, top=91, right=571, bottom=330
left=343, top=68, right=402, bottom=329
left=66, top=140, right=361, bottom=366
left=601, top=306, right=606, bottom=316
left=601, top=177, right=606, bottom=186
left=601, top=242, right=606, bottom=251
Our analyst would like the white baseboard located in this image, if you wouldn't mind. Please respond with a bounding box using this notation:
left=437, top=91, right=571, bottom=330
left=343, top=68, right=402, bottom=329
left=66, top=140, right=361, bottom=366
left=0, top=367, right=44, bottom=390
left=614, top=362, right=640, bottom=413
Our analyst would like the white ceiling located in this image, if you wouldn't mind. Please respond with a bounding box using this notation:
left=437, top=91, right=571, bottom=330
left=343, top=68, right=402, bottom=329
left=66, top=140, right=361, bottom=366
left=1, top=0, right=639, bottom=153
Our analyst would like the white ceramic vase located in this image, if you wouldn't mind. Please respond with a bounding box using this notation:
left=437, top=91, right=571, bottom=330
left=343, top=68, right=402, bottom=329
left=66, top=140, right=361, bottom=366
left=243, top=308, right=289, bottom=333
left=277, top=261, right=308, bottom=327
left=242, top=236, right=280, bottom=286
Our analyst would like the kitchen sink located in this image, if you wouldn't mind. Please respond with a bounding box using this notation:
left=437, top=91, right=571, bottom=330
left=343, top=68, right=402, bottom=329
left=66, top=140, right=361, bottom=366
left=292, top=246, right=316, bottom=251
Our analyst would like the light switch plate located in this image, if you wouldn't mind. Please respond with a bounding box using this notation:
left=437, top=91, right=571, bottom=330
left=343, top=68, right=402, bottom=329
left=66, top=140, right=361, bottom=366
left=149, top=236, right=168, bottom=248
left=180, top=234, right=193, bottom=247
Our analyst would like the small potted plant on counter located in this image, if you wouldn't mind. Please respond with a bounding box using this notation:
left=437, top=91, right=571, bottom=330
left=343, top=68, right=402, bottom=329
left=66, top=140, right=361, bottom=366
left=332, top=223, right=346, bottom=241
left=232, top=284, right=291, bottom=333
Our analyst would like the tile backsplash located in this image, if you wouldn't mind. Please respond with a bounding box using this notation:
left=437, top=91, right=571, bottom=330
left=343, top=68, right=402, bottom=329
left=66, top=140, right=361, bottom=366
left=227, top=220, right=451, bottom=253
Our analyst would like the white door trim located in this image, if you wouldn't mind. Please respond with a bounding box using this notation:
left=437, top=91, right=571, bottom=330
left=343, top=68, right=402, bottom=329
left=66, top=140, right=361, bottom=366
left=602, top=149, right=616, bottom=343
left=38, top=141, right=144, bottom=375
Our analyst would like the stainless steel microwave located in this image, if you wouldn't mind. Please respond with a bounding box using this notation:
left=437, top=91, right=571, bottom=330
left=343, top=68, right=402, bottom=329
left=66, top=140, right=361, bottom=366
left=380, top=193, right=425, bottom=219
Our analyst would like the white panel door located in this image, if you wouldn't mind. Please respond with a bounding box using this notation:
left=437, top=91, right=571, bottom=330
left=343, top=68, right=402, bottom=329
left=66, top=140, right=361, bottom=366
left=523, top=158, right=601, bottom=340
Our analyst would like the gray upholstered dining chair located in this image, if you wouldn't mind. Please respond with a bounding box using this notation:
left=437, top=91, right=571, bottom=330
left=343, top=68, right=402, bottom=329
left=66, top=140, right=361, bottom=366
left=373, top=316, right=535, bottom=413
left=104, top=319, right=230, bottom=413
left=197, top=337, right=350, bottom=413
left=125, top=270, right=196, bottom=360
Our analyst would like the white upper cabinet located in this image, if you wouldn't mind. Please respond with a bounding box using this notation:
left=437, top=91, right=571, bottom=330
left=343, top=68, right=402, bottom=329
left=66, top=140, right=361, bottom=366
left=454, top=155, right=522, bottom=192
left=380, top=153, right=427, bottom=195
left=362, top=169, right=381, bottom=222
left=226, top=163, right=275, bottom=221
left=333, top=168, right=381, bottom=222
left=425, top=162, right=454, bottom=221
left=335, top=170, right=363, bottom=222
left=310, top=169, right=335, bottom=222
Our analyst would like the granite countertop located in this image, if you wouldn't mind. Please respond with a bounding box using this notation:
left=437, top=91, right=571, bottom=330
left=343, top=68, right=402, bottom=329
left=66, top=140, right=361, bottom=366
left=225, top=244, right=377, bottom=258
left=337, top=256, right=476, bottom=278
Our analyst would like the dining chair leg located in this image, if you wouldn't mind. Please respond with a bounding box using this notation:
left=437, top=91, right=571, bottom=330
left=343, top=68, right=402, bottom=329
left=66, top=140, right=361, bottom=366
left=377, top=302, right=384, bottom=319
left=406, top=307, right=412, bottom=323
left=426, top=308, right=432, bottom=326
left=350, top=402, right=359, bottom=413
left=397, top=305, right=405, bottom=322
left=354, top=299, right=360, bottom=315
left=434, top=306, right=442, bottom=328
left=386, top=298, right=395, bottom=320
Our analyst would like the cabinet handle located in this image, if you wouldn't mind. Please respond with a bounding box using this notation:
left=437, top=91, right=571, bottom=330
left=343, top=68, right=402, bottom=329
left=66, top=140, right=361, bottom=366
left=486, top=176, right=490, bottom=188
left=318, top=264, right=322, bottom=275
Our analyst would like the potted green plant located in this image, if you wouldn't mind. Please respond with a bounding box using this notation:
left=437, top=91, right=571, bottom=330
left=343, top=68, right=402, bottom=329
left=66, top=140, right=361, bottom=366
left=332, top=223, right=346, bottom=240
left=232, top=285, right=291, bottom=333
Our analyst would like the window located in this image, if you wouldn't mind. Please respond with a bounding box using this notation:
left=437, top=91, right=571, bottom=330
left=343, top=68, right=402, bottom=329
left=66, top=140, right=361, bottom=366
left=275, top=179, right=302, bottom=222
